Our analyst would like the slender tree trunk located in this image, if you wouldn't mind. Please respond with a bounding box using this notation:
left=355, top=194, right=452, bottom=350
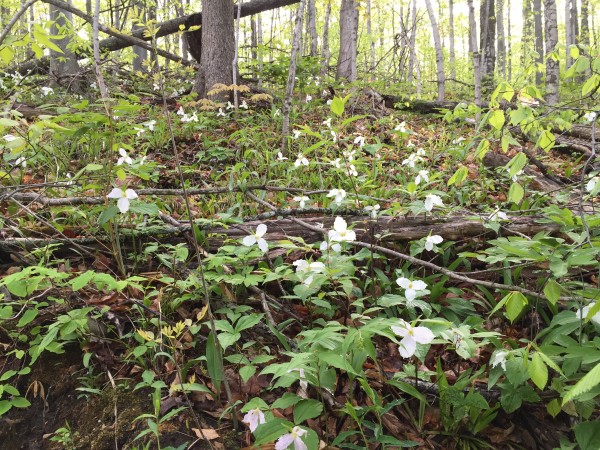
left=281, top=0, right=305, bottom=156
left=257, top=14, right=263, bottom=86
left=407, top=0, right=417, bottom=86
left=366, top=0, right=375, bottom=73
left=449, top=0, right=456, bottom=81
left=424, top=0, right=445, bottom=101
left=305, top=0, right=317, bottom=56
left=565, top=0, right=573, bottom=67
left=479, top=0, right=496, bottom=94
left=320, top=0, right=331, bottom=78
left=194, top=0, right=235, bottom=99
left=336, top=0, right=359, bottom=81
left=49, top=0, right=81, bottom=90
left=543, top=0, right=559, bottom=104
left=580, top=0, right=590, bottom=46
left=533, top=0, right=543, bottom=85
left=507, top=0, right=511, bottom=81
left=132, top=1, right=147, bottom=72
left=468, top=0, right=481, bottom=105
left=496, top=0, right=505, bottom=79
left=522, top=0, right=533, bottom=68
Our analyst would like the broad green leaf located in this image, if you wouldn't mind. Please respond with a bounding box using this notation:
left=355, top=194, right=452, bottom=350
left=582, top=74, right=600, bottom=96
left=575, top=421, right=600, bottom=450
left=562, top=362, right=600, bottom=405
left=546, top=398, right=561, bottom=417
left=448, top=166, right=468, bottom=186
left=10, top=397, right=31, bottom=408
left=16, top=308, right=38, bottom=328
left=293, top=399, right=323, bottom=424
left=506, top=152, right=527, bottom=177
left=543, top=279, right=561, bottom=305
left=508, top=182, right=524, bottom=204
left=474, top=139, right=490, bottom=159
left=206, top=332, right=223, bottom=395
left=70, top=271, right=95, bottom=291
left=489, top=109, right=505, bottom=130
left=537, top=130, right=555, bottom=152
left=253, top=418, right=291, bottom=445
left=239, top=365, right=256, bottom=383
left=528, top=353, right=548, bottom=390
left=0, top=400, right=12, bottom=416
left=330, top=96, right=345, bottom=116
left=505, top=292, right=527, bottom=322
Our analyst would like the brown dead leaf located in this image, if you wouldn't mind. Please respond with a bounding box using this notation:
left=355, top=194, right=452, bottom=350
left=192, top=428, right=220, bottom=440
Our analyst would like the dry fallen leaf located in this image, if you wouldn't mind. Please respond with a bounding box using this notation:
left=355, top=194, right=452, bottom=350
left=192, top=428, right=220, bottom=440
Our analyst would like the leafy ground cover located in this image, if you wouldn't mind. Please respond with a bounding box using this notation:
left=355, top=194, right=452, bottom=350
left=1, top=73, right=600, bottom=450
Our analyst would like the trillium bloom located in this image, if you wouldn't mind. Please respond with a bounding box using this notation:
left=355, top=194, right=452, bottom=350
left=343, top=149, right=357, bottom=162
left=293, top=195, right=310, bottom=208
left=240, top=100, right=248, bottom=109
left=226, top=101, right=234, bottom=110
left=323, top=118, right=332, bottom=128
left=293, top=260, right=325, bottom=274
left=425, top=234, right=443, bottom=251
left=328, top=216, right=356, bottom=242
left=578, top=302, right=600, bottom=325
left=345, top=164, right=358, bottom=177
left=41, top=86, right=54, bottom=96
left=331, top=130, right=337, bottom=142
left=424, top=194, right=443, bottom=212
left=391, top=319, right=434, bottom=358
left=305, top=94, right=312, bottom=103
left=14, top=156, right=26, bottom=168
left=117, top=148, right=132, bottom=165
left=364, top=204, right=380, bottom=218
left=242, top=408, right=265, bottom=432
left=330, top=158, right=341, bottom=169
left=107, top=187, right=138, bottom=213
left=415, top=169, right=429, bottom=185
left=319, top=240, right=341, bottom=253
left=396, top=277, right=427, bottom=301
left=294, top=153, right=309, bottom=167
left=243, top=224, right=268, bottom=252
left=354, top=135, right=365, bottom=148
left=402, top=153, right=423, bottom=168
left=176, top=106, right=185, bottom=116
left=275, top=426, right=307, bottom=450
left=144, top=120, right=156, bottom=131
left=394, top=121, right=407, bottom=133
left=217, top=108, right=226, bottom=117
left=292, top=129, right=302, bottom=139
left=488, top=209, right=508, bottom=221
left=3, top=134, right=16, bottom=142
left=584, top=111, right=597, bottom=122
left=416, top=148, right=426, bottom=157
left=490, top=350, right=508, bottom=370
left=586, top=176, right=599, bottom=193
left=277, top=152, right=288, bottom=161
left=326, top=189, right=346, bottom=205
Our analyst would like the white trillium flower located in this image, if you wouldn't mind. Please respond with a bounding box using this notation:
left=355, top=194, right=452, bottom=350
left=364, top=204, right=380, bottom=218
left=242, top=408, right=265, bottom=432
left=275, top=426, right=308, bottom=450
left=240, top=100, right=248, bottom=109
left=243, top=224, right=268, bottom=252
left=293, top=195, right=310, bottom=208
left=305, top=94, right=312, bottom=103
left=226, top=101, right=234, bottom=110
left=323, top=118, right=332, bottom=128
left=578, top=302, right=600, bottom=325
left=217, top=108, right=226, bottom=117
left=107, top=187, right=138, bottom=213
left=326, top=99, right=332, bottom=105
left=293, top=260, right=325, bottom=274
left=41, top=86, right=54, bottom=96
left=328, top=216, right=356, bottom=242
left=452, top=136, right=466, bottom=145
left=416, top=148, right=426, bottom=156
left=396, top=277, right=427, bottom=302
left=117, top=148, right=133, bottom=165
left=294, top=153, right=309, bottom=167
left=274, top=108, right=281, bottom=117
left=331, top=130, right=337, bottom=142
left=144, top=120, right=156, bottom=131
left=584, top=111, right=597, bottom=122
left=488, top=209, right=508, bottom=221
left=354, top=135, right=365, bottom=148
left=134, top=127, right=145, bottom=137
left=14, top=156, right=26, bottom=168
left=176, top=106, right=185, bottom=116
left=415, top=169, right=429, bottom=185
left=586, top=176, right=599, bottom=193
left=402, top=153, right=423, bottom=168
left=292, top=129, right=302, bottom=139
left=490, top=350, right=508, bottom=370
left=330, top=158, right=341, bottom=169
left=3, top=134, right=16, bottom=142
left=277, top=151, right=288, bottom=161
left=343, top=149, right=357, bottom=162
left=326, top=188, right=346, bottom=205
left=346, top=164, right=358, bottom=177
left=391, top=319, right=434, bottom=358
left=424, top=194, right=443, bottom=212
left=319, top=240, right=341, bottom=253
left=425, top=235, right=443, bottom=251
left=394, top=121, right=407, bottom=133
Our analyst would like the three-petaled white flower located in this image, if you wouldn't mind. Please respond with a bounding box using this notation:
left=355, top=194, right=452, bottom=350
left=3, top=134, right=16, bottom=142
left=415, top=170, right=429, bottom=185
left=343, top=149, right=357, bottom=162
left=181, top=112, right=198, bottom=123
left=396, top=277, right=427, bottom=302
left=345, top=164, right=358, bottom=177
left=117, top=148, right=133, bottom=165
left=14, top=156, right=26, bottom=168
left=144, top=120, right=156, bottom=131
left=330, top=158, right=341, bottom=169
left=584, top=111, right=597, bottom=122
left=240, top=100, right=248, bottom=109
left=293, top=260, right=326, bottom=274
left=402, top=153, right=423, bottom=168
left=425, top=235, right=443, bottom=251
left=416, top=148, right=426, bottom=156
left=293, top=195, right=309, bottom=208
left=328, top=216, right=356, bottom=242
left=323, top=118, right=332, bottom=128
left=176, top=106, right=185, bottom=116
left=488, top=209, right=508, bottom=221
left=217, top=108, right=226, bottom=117
left=354, top=135, right=365, bottom=148
left=107, top=187, right=138, bottom=213
left=292, top=129, right=302, bottom=139
left=578, top=302, right=600, bottom=325
left=490, top=350, right=508, bottom=370
left=424, top=194, right=443, bottom=212
left=391, top=319, right=434, bottom=358
left=41, top=86, right=54, bottom=96
left=277, top=152, right=288, bottom=161
left=331, top=130, right=337, bottom=142
left=242, top=407, right=265, bottom=432
left=586, top=176, right=599, bottom=193
left=275, top=426, right=307, bottom=450
left=394, top=121, right=407, bottom=133
left=326, top=189, right=346, bottom=205
left=319, top=240, right=341, bottom=253
left=305, top=94, right=312, bottom=103
left=294, top=153, right=309, bottom=167
left=364, top=204, right=380, bottom=218
left=226, top=101, right=234, bottom=110
left=243, top=224, right=268, bottom=252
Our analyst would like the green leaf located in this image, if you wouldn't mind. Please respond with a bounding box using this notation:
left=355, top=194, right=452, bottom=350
left=10, top=397, right=31, bottom=408
left=0, top=400, right=12, bottom=416
left=505, top=292, right=527, bottom=323
left=546, top=398, right=561, bottom=417
left=506, top=152, right=527, bottom=177
left=129, top=202, right=160, bottom=216
left=98, top=205, right=120, bottom=225
left=528, top=353, right=548, bottom=390
left=17, top=308, right=38, bottom=328
left=562, top=362, right=600, bottom=405
left=537, top=130, right=555, bottom=152
left=206, top=332, right=224, bottom=395
left=272, top=393, right=302, bottom=409
left=508, top=182, right=524, bottom=204
left=293, top=399, right=323, bottom=424
left=582, top=74, right=600, bottom=97
left=70, top=271, right=95, bottom=291
left=489, top=110, right=505, bottom=130
left=330, top=96, right=345, bottom=116
left=448, top=166, right=468, bottom=186
left=543, top=279, right=561, bottom=305
left=474, top=139, right=490, bottom=159
left=253, top=418, right=291, bottom=445
left=239, top=365, right=256, bottom=383
left=575, top=421, right=600, bottom=450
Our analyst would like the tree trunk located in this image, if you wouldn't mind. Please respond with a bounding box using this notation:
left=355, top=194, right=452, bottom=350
left=543, top=0, right=559, bottom=105
left=424, top=0, right=445, bottom=101
left=449, top=0, right=456, bottom=81
left=533, top=0, right=543, bottom=85
left=467, top=0, right=481, bottom=105
left=496, top=0, right=505, bottom=79
left=522, top=0, right=532, bottom=68
left=479, top=0, right=496, bottom=94
left=49, top=0, right=82, bottom=90
left=132, top=0, right=148, bottom=72
left=407, top=0, right=417, bottom=86
left=580, top=0, right=590, bottom=45
left=506, top=0, right=511, bottom=81
left=305, top=0, right=317, bottom=57
left=366, top=0, right=375, bottom=73
left=320, top=0, right=331, bottom=77
left=336, top=0, right=358, bottom=82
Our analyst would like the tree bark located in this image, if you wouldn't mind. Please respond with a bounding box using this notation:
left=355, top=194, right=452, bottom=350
left=336, top=0, right=359, bottom=82
left=131, top=0, right=147, bottom=72
left=496, top=0, right=505, bottom=79
left=193, top=0, right=235, bottom=98
left=533, top=0, right=543, bottom=85
left=449, top=0, right=456, bottom=81
left=479, top=0, right=496, bottom=94
left=366, top=0, right=375, bottom=73
left=320, top=0, right=331, bottom=78
left=467, top=0, right=481, bottom=105
left=543, top=0, right=559, bottom=105
left=424, top=0, right=445, bottom=101
left=305, top=0, right=317, bottom=57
